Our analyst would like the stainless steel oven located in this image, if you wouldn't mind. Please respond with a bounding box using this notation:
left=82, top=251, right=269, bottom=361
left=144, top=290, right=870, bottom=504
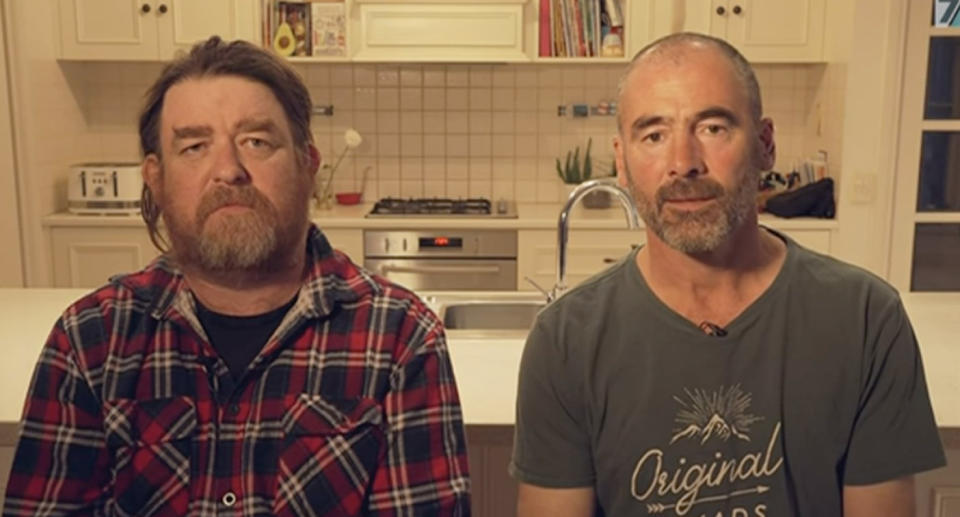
left=363, top=229, right=517, bottom=291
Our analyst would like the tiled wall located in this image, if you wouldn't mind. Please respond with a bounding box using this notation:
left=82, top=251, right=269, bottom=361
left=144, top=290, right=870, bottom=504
left=76, top=61, right=838, bottom=204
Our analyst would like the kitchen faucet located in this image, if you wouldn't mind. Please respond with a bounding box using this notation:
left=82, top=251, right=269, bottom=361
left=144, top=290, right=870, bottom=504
left=526, top=179, right=642, bottom=302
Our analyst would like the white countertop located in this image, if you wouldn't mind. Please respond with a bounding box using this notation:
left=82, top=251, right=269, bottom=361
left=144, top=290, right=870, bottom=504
left=42, top=203, right=839, bottom=231
left=0, top=289, right=954, bottom=429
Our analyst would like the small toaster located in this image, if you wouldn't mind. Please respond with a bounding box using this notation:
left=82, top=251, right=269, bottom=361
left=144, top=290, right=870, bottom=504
left=67, top=163, right=143, bottom=215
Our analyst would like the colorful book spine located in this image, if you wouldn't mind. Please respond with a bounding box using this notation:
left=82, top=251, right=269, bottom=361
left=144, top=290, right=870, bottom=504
left=539, top=0, right=552, bottom=57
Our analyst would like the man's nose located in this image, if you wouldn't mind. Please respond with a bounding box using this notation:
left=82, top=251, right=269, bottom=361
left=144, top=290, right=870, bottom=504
left=669, top=133, right=705, bottom=178
left=210, top=142, right=250, bottom=184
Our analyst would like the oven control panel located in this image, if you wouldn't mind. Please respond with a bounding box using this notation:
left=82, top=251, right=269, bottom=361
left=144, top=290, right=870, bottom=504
left=363, top=230, right=517, bottom=258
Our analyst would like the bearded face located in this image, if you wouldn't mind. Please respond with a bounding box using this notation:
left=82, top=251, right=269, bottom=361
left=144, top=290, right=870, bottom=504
left=145, top=76, right=315, bottom=275
left=161, top=182, right=297, bottom=272
left=623, top=163, right=758, bottom=254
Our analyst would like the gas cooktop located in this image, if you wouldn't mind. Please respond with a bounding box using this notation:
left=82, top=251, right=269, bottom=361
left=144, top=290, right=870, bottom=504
left=366, top=197, right=517, bottom=218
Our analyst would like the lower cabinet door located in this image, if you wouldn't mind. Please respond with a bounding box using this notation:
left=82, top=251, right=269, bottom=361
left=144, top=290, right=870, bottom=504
left=518, top=229, right=645, bottom=291
left=50, top=226, right=161, bottom=288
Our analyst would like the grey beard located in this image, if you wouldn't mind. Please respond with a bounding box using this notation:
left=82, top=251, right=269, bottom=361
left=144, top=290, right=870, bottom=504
left=625, top=168, right=756, bottom=254
left=166, top=210, right=281, bottom=273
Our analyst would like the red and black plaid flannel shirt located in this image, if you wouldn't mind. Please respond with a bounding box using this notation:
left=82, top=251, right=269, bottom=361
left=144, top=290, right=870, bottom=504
left=3, top=226, right=471, bottom=516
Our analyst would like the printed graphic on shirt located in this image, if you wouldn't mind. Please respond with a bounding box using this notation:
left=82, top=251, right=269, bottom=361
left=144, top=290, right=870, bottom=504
left=630, top=385, right=783, bottom=517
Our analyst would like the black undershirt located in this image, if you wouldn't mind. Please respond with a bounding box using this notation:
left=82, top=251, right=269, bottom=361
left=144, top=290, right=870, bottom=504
left=195, top=294, right=298, bottom=381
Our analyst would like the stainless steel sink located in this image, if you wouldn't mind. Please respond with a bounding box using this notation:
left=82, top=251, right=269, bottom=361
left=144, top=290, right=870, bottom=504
left=441, top=301, right=546, bottom=330
left=424, top=292, right=547, bottom=331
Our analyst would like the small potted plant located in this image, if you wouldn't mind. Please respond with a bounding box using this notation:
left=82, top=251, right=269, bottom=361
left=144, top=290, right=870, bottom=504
left=556, top=138, right=614, bottom=208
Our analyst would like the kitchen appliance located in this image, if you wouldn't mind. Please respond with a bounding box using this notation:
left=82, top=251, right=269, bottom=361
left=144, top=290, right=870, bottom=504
left=364, top=229, right=517, bottom=290
left=68, top=162, right=143, bottom=215
left=366, top=197, right=517, bottom=218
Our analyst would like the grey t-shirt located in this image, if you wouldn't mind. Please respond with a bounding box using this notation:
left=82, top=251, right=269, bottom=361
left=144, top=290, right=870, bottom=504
left=510, top=230, right=945, bottom=517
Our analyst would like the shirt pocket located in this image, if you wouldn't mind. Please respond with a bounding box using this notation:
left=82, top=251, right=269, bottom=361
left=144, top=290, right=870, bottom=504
left=273, top=394, right=386, bottom=517
left=103, top=396, right=196, bottom=516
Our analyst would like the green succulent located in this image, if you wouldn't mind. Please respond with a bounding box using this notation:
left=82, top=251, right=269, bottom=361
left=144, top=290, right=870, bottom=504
left=556, top=137, right=593, bottom=184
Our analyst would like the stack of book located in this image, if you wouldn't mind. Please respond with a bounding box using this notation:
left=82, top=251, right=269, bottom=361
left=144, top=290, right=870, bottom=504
left=263, top=0, right=347, bottom=58
left=539, top=0, right=625, bottom=58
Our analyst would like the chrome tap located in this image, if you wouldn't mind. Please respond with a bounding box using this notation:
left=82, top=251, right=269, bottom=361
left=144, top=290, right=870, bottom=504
left=543, top=179, right=641, bottom=302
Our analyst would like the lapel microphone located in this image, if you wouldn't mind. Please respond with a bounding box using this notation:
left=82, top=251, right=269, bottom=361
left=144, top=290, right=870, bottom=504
left=699, top=321, right=728, bottom=337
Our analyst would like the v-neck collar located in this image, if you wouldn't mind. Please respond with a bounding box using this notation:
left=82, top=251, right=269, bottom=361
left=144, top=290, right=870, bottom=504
left=626, top=226, right=798, bottom=342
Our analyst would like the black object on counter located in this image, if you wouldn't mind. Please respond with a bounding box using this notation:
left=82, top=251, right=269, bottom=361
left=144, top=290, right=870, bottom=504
left=765, top=178, right=835, bottom=218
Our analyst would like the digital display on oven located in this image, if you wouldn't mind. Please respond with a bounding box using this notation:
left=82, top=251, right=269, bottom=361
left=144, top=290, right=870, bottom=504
left=419, top=237, right=463, bottom=249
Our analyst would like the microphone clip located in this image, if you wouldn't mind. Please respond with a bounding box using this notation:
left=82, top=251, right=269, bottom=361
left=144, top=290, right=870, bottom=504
left=699, top=321, right=728, bottom=337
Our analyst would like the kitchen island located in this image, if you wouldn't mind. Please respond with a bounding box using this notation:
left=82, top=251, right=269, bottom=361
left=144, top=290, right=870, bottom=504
left=0, top=288, right=956, bottom=515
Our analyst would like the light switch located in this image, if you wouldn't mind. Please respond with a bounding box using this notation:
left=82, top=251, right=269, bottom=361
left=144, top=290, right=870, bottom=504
left=850, top=174, right=877, bottom=204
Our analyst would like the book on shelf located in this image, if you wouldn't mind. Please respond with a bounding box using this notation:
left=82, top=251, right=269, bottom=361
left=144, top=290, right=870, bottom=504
left=539, top=0, right=624, bottom=58
left=266, top=0, right=346, bottom=58
left=310, top=2, right=346, bottom=56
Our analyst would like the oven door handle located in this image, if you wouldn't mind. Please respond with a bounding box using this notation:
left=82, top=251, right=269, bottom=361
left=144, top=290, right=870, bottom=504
left=379, top=264, right=502, bottom=275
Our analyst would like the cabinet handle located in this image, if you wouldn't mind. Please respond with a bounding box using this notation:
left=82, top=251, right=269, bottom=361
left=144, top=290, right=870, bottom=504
left=140, top=3, right=151, bottom=14
left=732, top=5, right=743, bottom=15
left=158, top=3, right=168, bottom=14
left=716, top=6, right=726, bottom=15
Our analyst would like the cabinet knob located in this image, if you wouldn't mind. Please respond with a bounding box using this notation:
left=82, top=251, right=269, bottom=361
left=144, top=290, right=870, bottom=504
left=140, top=3, right=151, bottom=14
left=716, top=6, right=726, bottom=15
left=732, top=5, right=743, bottom=15
left=158, top=3, right=168, bottom=14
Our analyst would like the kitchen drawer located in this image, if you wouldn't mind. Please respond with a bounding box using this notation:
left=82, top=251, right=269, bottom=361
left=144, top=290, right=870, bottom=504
left=323, top=228, right=364, bottom=263
left=353, top=1, right=528, bottom=62
left=518, top=229, right=645, bottom=291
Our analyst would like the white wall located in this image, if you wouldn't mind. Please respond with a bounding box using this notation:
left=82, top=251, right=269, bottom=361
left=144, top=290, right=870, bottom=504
left=4, top=2, right=97, bottom=286
left=0, top=2, right=24, bottom=286
left=832, top=0, right=906, bottom=277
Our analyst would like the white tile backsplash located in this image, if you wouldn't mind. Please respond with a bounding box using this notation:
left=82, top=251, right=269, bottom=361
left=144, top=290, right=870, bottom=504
left=74, top=62, right=830, bottom=205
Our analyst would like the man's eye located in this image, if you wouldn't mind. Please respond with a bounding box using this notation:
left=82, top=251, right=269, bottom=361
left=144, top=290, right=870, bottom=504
left=181, top=142, right=205, bottom=155
left=643, top=132, right=663, bottom=143
left=245, top=138, right=272, bottom=149
left=703, top=124, right=728, bottom=135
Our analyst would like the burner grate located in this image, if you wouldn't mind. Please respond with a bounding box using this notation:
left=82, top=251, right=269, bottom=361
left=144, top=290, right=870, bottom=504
left=370, top=197, right=492, bottom=215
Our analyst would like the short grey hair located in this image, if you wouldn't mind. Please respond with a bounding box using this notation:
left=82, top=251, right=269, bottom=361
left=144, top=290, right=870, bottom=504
left=616, top=32, right=763, bottom=131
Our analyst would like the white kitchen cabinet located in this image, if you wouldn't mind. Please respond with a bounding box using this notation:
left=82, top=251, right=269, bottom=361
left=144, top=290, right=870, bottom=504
left=517, top=228, right=645, bottom=291
left=49, top=226, right=161, bottom=288
left=681, top=0, right=826, bottom=62
left=57, top=0, right=260, bottom=61
left=322, top=228, right=364, bottom=264
left=352, top=0, right=528, bottom=62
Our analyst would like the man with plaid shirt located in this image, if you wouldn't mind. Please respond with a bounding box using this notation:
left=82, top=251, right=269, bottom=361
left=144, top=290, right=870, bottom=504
left=4, top=37, right=470, bottom=516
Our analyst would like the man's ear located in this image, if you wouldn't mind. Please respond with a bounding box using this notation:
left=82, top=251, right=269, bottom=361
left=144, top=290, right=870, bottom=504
left=756, top=117, right=776, bottom=171
left=305, top=145, right=320, bottom=179
left=142, top=154, right=163, bottom=205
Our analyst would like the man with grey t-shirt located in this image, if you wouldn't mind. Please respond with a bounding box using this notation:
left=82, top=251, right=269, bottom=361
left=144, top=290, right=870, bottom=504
left=510, top=33, right=946, bottom=517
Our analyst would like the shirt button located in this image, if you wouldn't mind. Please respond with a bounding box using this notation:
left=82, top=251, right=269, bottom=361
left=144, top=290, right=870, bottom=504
left=222, top=491, right=237, bottom=507
left=228, top=404, right=240, bottom=415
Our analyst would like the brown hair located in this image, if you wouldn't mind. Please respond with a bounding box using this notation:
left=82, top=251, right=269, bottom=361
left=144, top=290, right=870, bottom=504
left=138, top=36, right=313, bottom=252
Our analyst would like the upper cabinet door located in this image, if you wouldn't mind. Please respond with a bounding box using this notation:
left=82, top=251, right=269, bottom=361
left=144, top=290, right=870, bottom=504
left=354, top=1, right=527, bottom=62
left=681, top=0, right=728, bottom=37
left=723, top=0, right=825, bottom=62
left=158, top=0, right=260, bottom=59
left=57, top=0, right=159, bottom=60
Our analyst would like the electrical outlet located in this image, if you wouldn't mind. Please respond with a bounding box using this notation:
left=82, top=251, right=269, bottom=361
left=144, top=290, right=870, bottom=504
left=850, top=174, right=877, bottom=204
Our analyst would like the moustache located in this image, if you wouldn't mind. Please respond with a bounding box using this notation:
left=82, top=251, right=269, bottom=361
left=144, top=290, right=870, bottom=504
left=656, top=178, right=726, bottom=208
left=195, top=186, right=273, bottom=225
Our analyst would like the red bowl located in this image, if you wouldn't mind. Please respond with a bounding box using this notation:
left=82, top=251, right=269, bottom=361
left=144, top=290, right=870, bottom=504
left=335, top=192, right=362, bottom=205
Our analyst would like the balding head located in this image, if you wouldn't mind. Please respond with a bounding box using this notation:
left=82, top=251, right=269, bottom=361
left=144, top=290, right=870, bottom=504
left=616, top=33, right=762, bottom=134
